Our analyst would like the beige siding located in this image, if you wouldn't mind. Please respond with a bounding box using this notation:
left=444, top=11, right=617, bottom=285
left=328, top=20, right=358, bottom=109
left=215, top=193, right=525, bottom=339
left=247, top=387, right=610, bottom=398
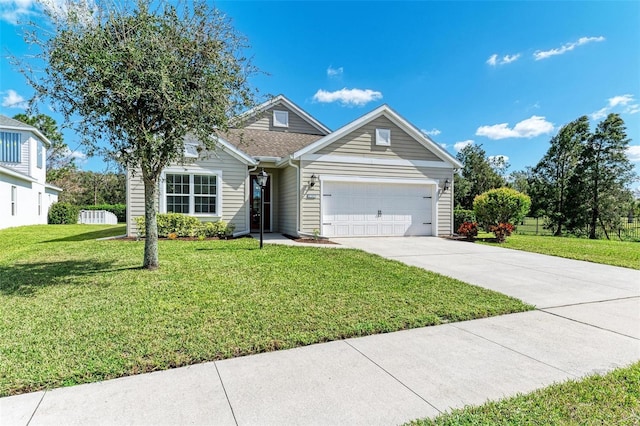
left=316, top=116, right=443, bottom=162
left=127, top=149, right=249, bottom=237
left=300, top=161, right=453, bottom=236
left=244, top=104, right=324, bottom=135
left=277, top=164, right=298, bottom=236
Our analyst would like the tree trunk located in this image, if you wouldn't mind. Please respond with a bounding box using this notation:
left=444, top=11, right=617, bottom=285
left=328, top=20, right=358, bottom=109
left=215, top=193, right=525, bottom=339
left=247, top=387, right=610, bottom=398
left=143, top=174, right=159, bottom=270
left=589, top=177, right=598, bottom=239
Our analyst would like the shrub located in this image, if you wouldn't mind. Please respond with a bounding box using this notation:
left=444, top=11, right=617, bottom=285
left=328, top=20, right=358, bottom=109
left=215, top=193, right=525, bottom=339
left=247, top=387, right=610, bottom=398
left=135, top=213, right=235, bottom=238
left=48, top=202, right=80, bottom=224
left=473, top=187, right=531, bottom=231
left=454, top=208, right=476, bottom=231
left=490, top=222, right=515, bottom=243
left=457, top=221, right=478, bottom=241
left=80, top=204, right=126, bottom=222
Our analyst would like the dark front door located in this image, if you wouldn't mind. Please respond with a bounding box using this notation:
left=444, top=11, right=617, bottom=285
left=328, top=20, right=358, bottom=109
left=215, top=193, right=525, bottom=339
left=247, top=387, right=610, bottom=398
left=250, top=174, right=271, bottom=232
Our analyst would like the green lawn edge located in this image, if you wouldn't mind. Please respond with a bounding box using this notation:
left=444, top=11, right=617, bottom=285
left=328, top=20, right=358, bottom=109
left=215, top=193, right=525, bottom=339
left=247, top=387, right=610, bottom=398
left=476, top=233, right=640, bottom=270
left=0, top=225, right=533, bottom=396
left=407, top=361, right=640, bottom=425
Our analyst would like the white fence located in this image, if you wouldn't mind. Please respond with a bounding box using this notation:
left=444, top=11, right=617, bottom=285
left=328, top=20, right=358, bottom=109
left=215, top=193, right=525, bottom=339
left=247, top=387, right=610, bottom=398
left=78, top=210, right=118, bottom=225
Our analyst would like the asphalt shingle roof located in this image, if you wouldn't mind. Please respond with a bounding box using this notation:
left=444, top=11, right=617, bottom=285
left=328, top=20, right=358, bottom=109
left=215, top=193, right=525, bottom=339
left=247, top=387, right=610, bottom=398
left=0, top=115, right=37, bottom=130
left=221, top=128, right=323, bottom=158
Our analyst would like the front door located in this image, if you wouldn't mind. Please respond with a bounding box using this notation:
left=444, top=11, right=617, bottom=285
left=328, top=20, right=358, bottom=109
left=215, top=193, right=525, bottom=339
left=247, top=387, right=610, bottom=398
left=250, top=174, right=271, bottom=232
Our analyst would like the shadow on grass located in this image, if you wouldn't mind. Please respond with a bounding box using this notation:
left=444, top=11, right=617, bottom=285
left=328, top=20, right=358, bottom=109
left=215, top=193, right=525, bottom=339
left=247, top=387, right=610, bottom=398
left=0, top=259, right=139, bottom=296
left=42, top=226, right=126, bottom=243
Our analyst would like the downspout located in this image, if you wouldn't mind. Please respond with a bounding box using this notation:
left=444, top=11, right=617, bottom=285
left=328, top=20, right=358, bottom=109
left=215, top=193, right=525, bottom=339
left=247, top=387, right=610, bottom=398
left=288, top=157, right=301, bottom=235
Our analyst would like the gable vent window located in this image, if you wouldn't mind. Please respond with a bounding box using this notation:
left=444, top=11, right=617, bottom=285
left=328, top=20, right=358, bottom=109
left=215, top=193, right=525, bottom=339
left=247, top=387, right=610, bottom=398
left=375, top=128, right=391, bottom=146
left=273, top=110, right=289, bottom=128
left=37, top=141, right=44, bottom=168
left=0, top=132, right=21, bottom=163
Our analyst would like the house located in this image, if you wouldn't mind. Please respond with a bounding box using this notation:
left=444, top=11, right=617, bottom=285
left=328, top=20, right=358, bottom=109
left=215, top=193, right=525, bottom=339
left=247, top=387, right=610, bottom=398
left=127, top=95, right=462, bottom=238
left=0, top=115, right=61, bottom=230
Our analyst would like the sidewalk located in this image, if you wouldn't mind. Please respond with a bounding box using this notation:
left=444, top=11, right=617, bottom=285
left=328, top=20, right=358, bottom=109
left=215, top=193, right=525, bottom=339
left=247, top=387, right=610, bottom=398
left=2, top=237, right=639, bottom=425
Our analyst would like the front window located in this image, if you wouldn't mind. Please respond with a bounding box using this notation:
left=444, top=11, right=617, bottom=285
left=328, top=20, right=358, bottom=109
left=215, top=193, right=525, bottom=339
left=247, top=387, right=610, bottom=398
left=0, top=132, right=21, bottom=163
left=165, top=172, right=218, bottom=215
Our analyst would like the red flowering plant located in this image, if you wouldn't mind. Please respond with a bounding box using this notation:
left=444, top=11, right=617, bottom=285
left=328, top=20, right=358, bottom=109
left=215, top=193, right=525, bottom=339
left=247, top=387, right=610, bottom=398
left=457, top=221, right=479, bottom=241
left=489, top=222, right=515, bottom=243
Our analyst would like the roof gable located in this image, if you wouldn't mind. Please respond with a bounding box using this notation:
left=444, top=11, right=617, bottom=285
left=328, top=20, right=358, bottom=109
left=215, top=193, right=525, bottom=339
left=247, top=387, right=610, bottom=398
left=0, top=115, right=52, bottom=148
left=235, top=95, right=331, bottom=135
left=291, top=105, right=463, bottom=168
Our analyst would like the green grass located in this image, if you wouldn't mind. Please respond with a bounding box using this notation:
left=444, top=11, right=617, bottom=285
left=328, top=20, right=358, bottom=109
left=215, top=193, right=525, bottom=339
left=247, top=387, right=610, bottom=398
left=0, top=225, right=532, bottom=397
left=408, top=361, right=640, bottom=425
left=476, top=233, right=640, bottom=270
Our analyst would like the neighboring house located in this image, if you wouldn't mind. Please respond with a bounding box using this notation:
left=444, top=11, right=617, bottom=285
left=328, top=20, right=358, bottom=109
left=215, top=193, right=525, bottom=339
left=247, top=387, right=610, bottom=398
left=0, top=115, right=62, bottom=230
left=127, top=95, right=462, bottom=238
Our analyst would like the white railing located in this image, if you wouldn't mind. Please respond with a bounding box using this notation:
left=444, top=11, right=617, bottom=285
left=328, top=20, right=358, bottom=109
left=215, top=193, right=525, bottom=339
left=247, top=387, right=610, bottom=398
left=78, top=210, right=118, bottom=225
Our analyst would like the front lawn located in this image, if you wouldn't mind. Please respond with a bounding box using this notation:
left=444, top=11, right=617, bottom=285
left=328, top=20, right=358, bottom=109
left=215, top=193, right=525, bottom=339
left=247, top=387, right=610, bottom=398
left=477, top=234, right=640, bottom=270
left=0, top=225, right=531, bottom=396
left=408, top=361, right=640, bottom=425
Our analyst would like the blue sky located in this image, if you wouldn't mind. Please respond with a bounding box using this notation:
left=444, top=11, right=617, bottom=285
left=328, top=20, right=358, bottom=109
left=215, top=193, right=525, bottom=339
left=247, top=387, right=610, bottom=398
left=1, top=1, right=639, bottom=184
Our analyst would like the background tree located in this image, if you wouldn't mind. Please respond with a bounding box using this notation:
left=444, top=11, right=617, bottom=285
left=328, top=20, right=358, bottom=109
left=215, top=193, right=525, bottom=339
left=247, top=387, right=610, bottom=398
left=455, top=144, right=505, bottom=209
left=528, top=116, right=589, bottom=235
left=12, top=113, right=77, bottom=180
left=568, top=113, right=635, bottom=239
left=20, top=0, right=256, bottom=269
left=506, top=168, right=532, bottom=196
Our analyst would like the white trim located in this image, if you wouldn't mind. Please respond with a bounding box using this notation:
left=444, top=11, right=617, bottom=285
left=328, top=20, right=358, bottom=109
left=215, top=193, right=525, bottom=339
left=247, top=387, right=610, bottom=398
left=160, top=168, right=223, bottom=217
left=319, top=175, right=439, bottom=186
left=0, top=164, right=37, bottom=183
left=234, top=95, right=331, bottom=135
left=0, top=124, right=52, bottom=148
left=292, top=105, right=462, bottom=168
left=255, top=156, right=282, bottom=163
left=273, top=110, right=289, bottom=128
left=209, top=135, right=257, bottom=165
left=45, top=182, right=63, bottom=192
left=302, top=153, right=453, bottom=169
left=375, top=128, right=391, bottom=146
left=319, top=176, right=438, bottom=237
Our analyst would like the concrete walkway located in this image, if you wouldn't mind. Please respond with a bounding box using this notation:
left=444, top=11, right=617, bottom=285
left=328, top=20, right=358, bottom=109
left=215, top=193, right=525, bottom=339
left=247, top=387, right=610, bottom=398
left=2, top=237, right=639, bottom=425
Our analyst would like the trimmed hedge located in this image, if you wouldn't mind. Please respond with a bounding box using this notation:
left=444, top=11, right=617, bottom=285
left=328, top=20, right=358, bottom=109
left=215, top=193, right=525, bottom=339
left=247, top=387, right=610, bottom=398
left=48, top=203, right=80, bottom=224
left=80, top=204, right=126, bottom=222
left=134, top=213, right=235, bottom=238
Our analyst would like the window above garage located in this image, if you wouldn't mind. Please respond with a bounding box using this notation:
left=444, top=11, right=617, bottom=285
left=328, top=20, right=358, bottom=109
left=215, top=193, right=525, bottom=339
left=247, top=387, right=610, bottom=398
left=273, top=110, right=289, bottom=128
left=375, top=128, right=391, bottom=146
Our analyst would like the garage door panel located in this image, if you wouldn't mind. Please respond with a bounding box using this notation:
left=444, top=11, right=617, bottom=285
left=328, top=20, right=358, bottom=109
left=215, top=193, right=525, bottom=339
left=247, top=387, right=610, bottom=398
left=322, top=181, right=433, bottom=237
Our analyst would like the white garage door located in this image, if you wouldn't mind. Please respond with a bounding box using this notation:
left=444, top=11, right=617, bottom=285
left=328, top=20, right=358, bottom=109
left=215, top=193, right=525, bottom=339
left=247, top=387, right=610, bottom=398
left=322, top=181, right=434, bottom=237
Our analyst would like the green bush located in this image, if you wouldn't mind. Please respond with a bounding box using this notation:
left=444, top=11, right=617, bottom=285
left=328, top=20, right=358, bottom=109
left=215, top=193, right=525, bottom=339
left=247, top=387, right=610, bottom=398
left=48, top=202, right=80, bottom=224
left=454, top=208, right=476, bottom=231
left=473, top=187, right=531, bottom=231
left=80, top=204, right=126, bottom=222
left=135, top=213, right=235, bottom=238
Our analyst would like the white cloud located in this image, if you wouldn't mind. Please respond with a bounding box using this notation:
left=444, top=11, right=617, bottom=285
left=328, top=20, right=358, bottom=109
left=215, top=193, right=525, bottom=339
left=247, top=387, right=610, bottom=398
left=453, top=140, right=474, bottom=152
left=312, top=88, right=382, bottom=106
left=439, top=143, right=448, bottom=149
left=61, top=147, right=87, bottom=161
left=534, top=36, right=605, bottom=60
left=422, top=128, right=441, bottom=137
left=1, top=89, right=28, bottom=108
left=591, top=94, right=639, bottom=119
left=327, top=66, right=343, bottom=78
left=476, top=116, right=554, bottom=140
left=590, top=107, right=609, bottom=120
left=608, top=94, right=634, bottom=107
left=0, top=0, right=36, bottom=24
left=627, top=146, right=640, bottom=162
left=0, top=0, right=95, bottom=25
left=487, top=53, right=520, bottom=66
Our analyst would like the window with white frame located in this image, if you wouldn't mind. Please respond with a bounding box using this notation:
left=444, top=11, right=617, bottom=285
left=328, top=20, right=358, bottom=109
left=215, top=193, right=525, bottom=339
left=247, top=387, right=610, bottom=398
left=165, top=172, right=219, bottom=215
left=37, top=141, right=43, bottom=169
left=11, top=186, right=16, bottom=215
left=0, top=132, right=21, bottom=163
left=273, top=110, right=289, bottom=128
left=375, top=128, right=391, bottom=146
left=38, top=192, right=42, bottom=216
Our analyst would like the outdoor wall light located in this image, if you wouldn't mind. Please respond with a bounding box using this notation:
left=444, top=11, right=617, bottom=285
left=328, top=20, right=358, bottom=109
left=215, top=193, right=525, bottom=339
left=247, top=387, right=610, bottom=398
left=443, top=179, right=450, bottom=192
left=309, top=174, right=317, bottom=188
